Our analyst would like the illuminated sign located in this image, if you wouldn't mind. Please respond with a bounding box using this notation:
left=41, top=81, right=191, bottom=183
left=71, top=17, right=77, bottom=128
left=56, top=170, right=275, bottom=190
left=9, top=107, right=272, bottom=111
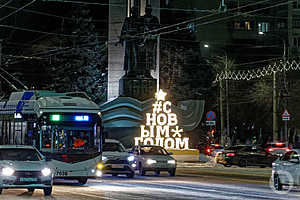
left=74, top=115, right=89, bottom=121
left=134, top=89, right=189, bottom=150
left=14, top=112, right=22, bottom=119
left=50, top=114, right=61, bottom=121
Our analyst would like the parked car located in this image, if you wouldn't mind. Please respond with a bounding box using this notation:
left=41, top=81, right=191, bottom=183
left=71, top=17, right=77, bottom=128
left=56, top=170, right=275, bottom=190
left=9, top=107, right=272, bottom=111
left=204, top=144, right=224, bottom=157
left=0, top=145, right=53, bottom=196
left=272, top=149, right=300, bottom=190
left=130, top=145, right=176, bottom=176
left=264, top=142, right=291, bottom=157
left=216, top=145, right=277, bottom=167
left=101, top=139, right=136, bottom=178
left=215, top=145, right=252, bottom=166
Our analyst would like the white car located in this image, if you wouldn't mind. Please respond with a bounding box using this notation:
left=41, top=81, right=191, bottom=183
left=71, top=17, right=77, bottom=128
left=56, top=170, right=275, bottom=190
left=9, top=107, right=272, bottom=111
left=272, top=149, right=300, bottom=190
left=0, top=145, right=53, bottom=196
left=131, top=145, right=176, bottom=176
left=100, top=139, right=136, bottom=178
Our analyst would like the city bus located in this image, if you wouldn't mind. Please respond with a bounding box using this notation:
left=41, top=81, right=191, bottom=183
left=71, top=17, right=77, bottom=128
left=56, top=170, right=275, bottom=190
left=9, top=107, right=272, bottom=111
left=0, top=90, right=103, bottom=184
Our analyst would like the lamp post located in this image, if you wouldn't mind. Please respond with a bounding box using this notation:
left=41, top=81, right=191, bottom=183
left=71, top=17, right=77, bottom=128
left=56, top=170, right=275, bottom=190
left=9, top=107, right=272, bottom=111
left=259, top=32, right=287, bottom=143
left=204, top=44, right=229, bottom=145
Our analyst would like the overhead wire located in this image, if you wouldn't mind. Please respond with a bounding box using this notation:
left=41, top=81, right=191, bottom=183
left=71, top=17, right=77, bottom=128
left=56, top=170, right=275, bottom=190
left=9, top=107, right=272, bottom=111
left=156, top=0, right=294, bottom=36
left=0, top=0, right=13, bottom=10
left=0, top=0, right=37, bottom=23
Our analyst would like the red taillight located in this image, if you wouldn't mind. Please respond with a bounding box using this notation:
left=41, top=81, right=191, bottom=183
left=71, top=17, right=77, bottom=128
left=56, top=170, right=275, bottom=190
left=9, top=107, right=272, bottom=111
left=275, top=143, right=284, bottom=147
left=214, top=144, right=220, bottom=147
left=206, top=148, right=211, bottom=153
left=226, top=153, right=235, bottom=157
left=61, top=154, right=68, bottom=158
left=267, top=148, right=274, bottom=152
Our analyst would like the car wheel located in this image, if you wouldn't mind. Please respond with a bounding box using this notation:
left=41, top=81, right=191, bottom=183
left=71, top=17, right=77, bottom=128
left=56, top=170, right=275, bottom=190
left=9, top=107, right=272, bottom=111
left=78, top=178, right=88, bottom=185
left=155, top=171, right=160, bottom=176
left=127, top=172, right=135, bottom=178
left=139, top=163, right=146, bottom=176
left=274, top=173, right=283, bottom=191
left=28, top=188, right=35, bottom=192
left=0, top=188, right=2, bottom=195
left=112, top=173, right=118, bottom=177
left=224, top=164, right=232, bottom=167
left=43, top=187, right=52, bottom=196
left=168, top=169, right=176, bottom=176
left=238, top=160, right=247, bottom=167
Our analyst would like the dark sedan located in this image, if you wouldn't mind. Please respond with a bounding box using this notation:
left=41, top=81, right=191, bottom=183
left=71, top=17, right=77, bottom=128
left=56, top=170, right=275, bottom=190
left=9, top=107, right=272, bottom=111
left=216, top=146, right=278, bottom=167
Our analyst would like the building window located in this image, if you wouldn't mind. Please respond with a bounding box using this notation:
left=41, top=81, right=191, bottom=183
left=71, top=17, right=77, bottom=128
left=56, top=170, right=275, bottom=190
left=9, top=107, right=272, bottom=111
left=293, top=37, right=300, bottom=47
left=258, top=22, right=270, bottom=34
left=293, top=20, right=300, bottom=28
left=245, top=21, right=251, bottom=30
left=234, top=22, right=241, bottom=29
left=293, top=0, right=300, bottom=8
left=277, top=22, right=285, bottom=29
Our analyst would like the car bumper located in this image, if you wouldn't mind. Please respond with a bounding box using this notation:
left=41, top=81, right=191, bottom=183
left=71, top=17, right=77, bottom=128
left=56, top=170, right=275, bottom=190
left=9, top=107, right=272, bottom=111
left=143, top=163, right=176, bottom=171
left=102, top=164, right=135, bottom=175
left=0, top=176, right=52, bottom=189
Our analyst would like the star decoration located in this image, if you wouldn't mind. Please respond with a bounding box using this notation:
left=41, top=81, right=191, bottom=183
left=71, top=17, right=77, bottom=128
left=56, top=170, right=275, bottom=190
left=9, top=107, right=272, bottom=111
left=171, top=126, right=183, bottom=137
left=155, top=89, right=167, bottom=101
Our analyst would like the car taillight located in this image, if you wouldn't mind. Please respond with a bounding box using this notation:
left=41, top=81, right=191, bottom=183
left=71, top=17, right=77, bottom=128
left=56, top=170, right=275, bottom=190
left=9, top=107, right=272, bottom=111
left=206, top=148, right=211, bottom=154
left=267, top=148, right=274, bottom=152
left=226, top=153, right=235, bottom=157
left=275, top=143, right=284, bottom=147
left=285, top=148, right=291, bottom=152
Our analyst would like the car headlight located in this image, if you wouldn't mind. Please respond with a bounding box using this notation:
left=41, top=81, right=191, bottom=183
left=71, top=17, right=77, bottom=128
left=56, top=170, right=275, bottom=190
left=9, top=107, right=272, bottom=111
left=97, top=163, right=104, bottom=170
left=102, top=156, right=107, bottom=162
left=127, top=155, right=135, bottom=162
left=146, top=159, right=157, bottom=165
left=41, top=168, right=51, bottom=176
left=168, top=160, right=176, bottom=164
left=2, top=167, right=15, bottom=176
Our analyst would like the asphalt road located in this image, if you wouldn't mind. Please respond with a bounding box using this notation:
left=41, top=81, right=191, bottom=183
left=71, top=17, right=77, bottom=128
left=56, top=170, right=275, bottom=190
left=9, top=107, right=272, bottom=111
left=0, top=167, right=299, bottom=200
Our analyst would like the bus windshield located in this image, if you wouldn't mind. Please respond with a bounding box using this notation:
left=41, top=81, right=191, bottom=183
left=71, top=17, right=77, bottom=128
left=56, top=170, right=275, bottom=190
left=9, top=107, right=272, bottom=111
left=41, top=127, right=98, bottom=153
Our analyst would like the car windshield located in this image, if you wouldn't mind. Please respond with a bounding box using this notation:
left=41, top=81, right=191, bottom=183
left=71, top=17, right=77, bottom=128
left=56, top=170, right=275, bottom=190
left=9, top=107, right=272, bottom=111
left=103, top=142, right=125, bottom=152
left=0, top=148, right=42, bottom=161
left=140, top=146, right=168, bottom=155
left=212, top=144, right=224, bottom=149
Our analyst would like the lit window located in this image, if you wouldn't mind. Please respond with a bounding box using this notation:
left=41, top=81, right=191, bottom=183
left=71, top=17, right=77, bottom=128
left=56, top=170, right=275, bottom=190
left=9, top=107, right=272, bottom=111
left=234, top=22, right=241, bottom=29
left=245, top=21, right=251, bottom=30
left=258, top=22, right=270, bottom=34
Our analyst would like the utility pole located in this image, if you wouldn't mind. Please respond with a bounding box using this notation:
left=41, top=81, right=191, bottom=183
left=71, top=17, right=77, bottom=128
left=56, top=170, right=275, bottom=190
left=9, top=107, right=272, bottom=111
left=225, top=54, right=230, bottom=145
left=273, top=71, right=278, bottom=142
left=220, top=80, right=224, bottom=145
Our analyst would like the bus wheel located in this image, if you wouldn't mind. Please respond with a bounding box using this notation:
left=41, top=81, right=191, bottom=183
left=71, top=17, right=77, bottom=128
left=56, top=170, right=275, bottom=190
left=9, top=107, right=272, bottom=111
left=28, top=188, right=35, bottom=192
left=78, top=178, right=88, bottom=185
left=43, top=187, right=52, bottom=196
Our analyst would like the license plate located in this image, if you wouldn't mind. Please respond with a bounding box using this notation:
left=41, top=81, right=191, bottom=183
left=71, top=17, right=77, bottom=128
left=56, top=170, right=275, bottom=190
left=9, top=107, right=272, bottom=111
left=55, top=170, right=68, bottom=176
left=111, top=164, right=123, bottom=169
left=20, top=177, right=37, bottom=182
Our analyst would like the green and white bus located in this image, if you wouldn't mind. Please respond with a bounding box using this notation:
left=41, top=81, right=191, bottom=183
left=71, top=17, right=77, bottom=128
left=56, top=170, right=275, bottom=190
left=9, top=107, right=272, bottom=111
left=0, top=90, right=103, bottom=184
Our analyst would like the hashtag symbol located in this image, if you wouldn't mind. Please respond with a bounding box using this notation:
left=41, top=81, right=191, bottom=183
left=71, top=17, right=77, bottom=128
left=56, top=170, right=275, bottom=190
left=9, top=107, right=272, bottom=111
left=152, top=101, right=162, bottom=113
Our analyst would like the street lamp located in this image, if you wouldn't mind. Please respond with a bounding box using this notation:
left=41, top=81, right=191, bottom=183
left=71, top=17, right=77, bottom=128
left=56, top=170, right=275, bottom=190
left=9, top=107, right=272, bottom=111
left=259, top=32, right=287, bottom=143
left=204, top=43, right=229, bottom=146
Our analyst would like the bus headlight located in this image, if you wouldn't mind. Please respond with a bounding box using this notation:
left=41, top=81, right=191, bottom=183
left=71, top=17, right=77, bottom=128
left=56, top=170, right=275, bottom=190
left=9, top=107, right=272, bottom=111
left=168, top=160, right=176, bottom=165
left=41, top=168, right=51, bottom=176
left=127, top=156, right=135, bottom=162
left=146, top=159, right=157, bottom=165
left=2, top=167, right=15, bottom=176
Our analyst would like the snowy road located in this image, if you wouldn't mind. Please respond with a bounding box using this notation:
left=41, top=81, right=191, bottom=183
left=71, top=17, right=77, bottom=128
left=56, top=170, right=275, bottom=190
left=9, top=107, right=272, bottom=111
left=0, top=168, right=299, bottom=200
